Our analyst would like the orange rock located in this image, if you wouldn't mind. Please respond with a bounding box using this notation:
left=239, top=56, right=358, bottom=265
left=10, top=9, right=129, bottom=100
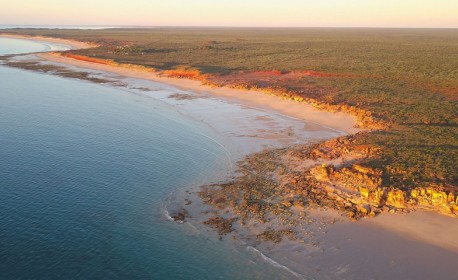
left=360, top=186, right=369, bottom=199
left=281, top=200, right=292, bottom=207
left=353, top=164, right=373, bottom=175
left=310, top=164, right=330, bottom=182
left=357, top=204, right=370, bottom=215
left=386, top=188, right=405, bottom=208
left=447, top=192, right=455, bottom=203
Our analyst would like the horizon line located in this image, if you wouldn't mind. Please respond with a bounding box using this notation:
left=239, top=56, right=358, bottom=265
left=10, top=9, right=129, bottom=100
left=1, top=24, right=458, bottom=30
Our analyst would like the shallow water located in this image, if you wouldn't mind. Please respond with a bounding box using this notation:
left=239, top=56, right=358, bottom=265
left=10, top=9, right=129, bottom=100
left=0, top=37, right=72, bottom=55
left=0, top=39, right=301, bottom=279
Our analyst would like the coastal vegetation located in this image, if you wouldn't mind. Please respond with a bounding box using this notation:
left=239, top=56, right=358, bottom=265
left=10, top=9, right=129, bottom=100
left=2, top=28, right=457, bottom=217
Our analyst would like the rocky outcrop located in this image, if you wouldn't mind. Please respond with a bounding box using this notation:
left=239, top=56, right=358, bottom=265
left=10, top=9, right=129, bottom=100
left=294, top=136, right=452, bottom=213
left=410, top=186, right=458, bottom=215
left=196, top=135, right=456, bottom=245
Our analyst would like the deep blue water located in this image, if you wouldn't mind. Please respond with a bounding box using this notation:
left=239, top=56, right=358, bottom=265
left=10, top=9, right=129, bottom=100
left=0, top=40, right=291, bottom=279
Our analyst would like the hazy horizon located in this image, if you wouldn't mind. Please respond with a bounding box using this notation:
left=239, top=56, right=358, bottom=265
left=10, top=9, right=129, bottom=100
left=1, top=0, right=457, bottom=28
left=1, top=24, right=458, bottom=30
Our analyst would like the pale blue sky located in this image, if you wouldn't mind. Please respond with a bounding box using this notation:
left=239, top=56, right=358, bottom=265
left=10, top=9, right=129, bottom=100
left=1, top=0, right=457, bottom=27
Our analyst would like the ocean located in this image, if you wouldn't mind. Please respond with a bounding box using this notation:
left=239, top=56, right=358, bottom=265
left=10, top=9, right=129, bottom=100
left=0, top=38, right=295, bottom=279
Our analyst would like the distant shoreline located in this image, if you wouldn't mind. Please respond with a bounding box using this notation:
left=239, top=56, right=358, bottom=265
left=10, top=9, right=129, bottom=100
left=0, top=33, right=95, bottom=50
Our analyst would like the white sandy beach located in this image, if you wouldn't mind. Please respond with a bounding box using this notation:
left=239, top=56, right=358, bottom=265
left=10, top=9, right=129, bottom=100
left=38, top=51, right=360, bottom=135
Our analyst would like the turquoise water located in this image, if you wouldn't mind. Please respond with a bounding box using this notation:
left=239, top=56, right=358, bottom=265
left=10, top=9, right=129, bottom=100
left=0, top=40, right=293, bottom=279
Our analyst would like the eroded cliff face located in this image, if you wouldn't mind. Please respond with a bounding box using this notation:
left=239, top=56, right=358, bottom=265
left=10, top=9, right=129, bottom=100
left=307, top=164, right=457, bottom=217
left=409, top=187, right=458, bottom=213
left=299, top=135, right=457, bottom=218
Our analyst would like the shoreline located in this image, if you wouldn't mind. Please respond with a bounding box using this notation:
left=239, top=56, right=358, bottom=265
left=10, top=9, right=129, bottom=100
left=2, top=34, right=457, bottom=280
left=0, top=34, right=95, bottom=50
left=0, top=34, right=359, bottom=135
left=39, top=52, right=361, bottom=135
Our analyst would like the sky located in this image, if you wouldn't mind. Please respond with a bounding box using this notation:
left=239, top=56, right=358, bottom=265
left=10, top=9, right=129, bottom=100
left=1, top=0, right=457, bottom=28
